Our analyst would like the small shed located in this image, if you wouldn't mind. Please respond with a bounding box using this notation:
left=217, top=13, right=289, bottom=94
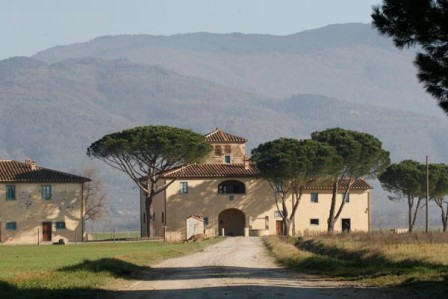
left=186, top=215, right=204, bottom=240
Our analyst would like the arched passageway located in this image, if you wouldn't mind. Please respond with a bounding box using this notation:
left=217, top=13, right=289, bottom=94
left=218, top=208, right=245, bottom=236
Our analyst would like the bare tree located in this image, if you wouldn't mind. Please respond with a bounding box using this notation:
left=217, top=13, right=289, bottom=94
left=82, top=166, right=107, bottom=222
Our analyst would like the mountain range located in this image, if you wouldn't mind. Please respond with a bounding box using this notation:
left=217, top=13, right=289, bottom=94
left=34, top=23, right=443, bottom=117
left=1, top=23, right=447, bottom=228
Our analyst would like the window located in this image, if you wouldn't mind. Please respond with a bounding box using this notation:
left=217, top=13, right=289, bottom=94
left=6, top=222, right=17, bottom=230
left=143, top=213, right=146, bottom=224
left=224, top=145, right=231, bottom=154
left=6, top=185, right=15, bottom=200
left=161, top=212, right=165, bottom=224
left=214, top=145, right=222, bottom=156
left=342, top=218, right=351, bottom=232
left=55, top=222, right=66, bottom=229
left=42, top=185, right=51, bottom=200
left=204, top=217, right=209, bottom=225
left=343, top=193, right=350, bottom=203
left=310, top=193, right=319, bottom=203
left=218, top=180, right=245, bottom=194
left=310, top=219, right=319, bottom=226
left=180, top=182, right=188, bottom=194
left=274, top=211, right=283, bottom=218
left=224, top=155, right=231, bottom=164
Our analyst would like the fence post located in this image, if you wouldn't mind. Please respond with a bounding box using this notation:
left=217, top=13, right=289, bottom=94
left=113, top=227, right=116, bottom=243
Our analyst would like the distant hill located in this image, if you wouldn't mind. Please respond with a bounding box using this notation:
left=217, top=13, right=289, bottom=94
left=33, top=23, right=443, bottom=117
left=1, top=56, right=448, bottom=228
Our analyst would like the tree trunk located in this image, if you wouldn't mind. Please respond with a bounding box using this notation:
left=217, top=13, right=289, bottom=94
left=289, top=188, right=303, bottom=236
left=442, top=214, right=447, bottom=232
left=283, top=219, right=292, bottom=236
left=333, top=178, right=355, bottom=227
left=291, top=193, right=296, bottom=236
left=327, top=181, right=338, bottom=233
left=442, top=203, right=448, bottom=232
left=408, top=196, right=413, bottom=232
left=145, top=195, right=154, bottom=239
left=410, top=197, right=422, bottom=233
left=281, top=199, right=289, bottom=236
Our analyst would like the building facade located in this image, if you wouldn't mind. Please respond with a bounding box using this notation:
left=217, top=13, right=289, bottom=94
left=141, top=130, right=372, bottom=241
left=0, top=160, right=90, bottom=244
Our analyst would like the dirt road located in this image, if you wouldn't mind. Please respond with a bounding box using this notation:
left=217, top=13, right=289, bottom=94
left=113, top=237, right=415, bottom=299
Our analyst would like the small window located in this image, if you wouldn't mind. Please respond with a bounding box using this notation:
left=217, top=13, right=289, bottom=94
left=204, top=217, right=209, bottom=225
left=224, top=155, right=231, bottom=164
left=224, top=145, right=231, bottom=154
left=143, top=213, right=146, bottom=224
left=161, top=212, right=165, bottom=224
left=42, top=185, right=51, bottom=200
left=180, top=182, right=188, bottom=194
left=310, top=219, right=319, bottom=225
left=214, top=145, right=222, bottom=156
left=55, top=222, right=66, bottom=229
left=311, top=193, right=319, bottom=203
left=6, top=185, right=15, bottom=200
left=6, top=222, right=17, bottom=230
left=274, top=211, right=283, bottom=218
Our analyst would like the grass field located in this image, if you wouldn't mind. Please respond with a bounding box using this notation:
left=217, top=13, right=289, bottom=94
left=0, top=238, right=223, bottom=299
left=264, top=232, right=448, bottom=298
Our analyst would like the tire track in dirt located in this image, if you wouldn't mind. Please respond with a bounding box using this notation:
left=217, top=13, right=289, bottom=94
left=113, top=237, right=418, bottom=299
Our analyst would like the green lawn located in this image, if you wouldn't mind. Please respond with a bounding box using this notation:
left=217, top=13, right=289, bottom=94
left=264, top=233, right=448, bottom=298
left=0, top=238, right=223, bottom=299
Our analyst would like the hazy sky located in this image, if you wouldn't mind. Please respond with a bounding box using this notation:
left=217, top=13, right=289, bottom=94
left=0, top=0, right=380, bottom=60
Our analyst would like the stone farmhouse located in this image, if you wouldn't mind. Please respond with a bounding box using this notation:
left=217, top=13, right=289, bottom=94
left=141, top=130, right=372, bottom=241
left=0, top=159, right=90, bottom=244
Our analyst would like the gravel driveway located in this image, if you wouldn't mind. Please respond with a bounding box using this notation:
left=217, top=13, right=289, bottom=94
left=113, top=237, right=417, bottom=299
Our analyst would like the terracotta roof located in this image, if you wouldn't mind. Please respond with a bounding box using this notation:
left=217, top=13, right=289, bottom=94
left=204, top=129, right=247, bottom=143
left=0, top=160, right=90, bottom=183
left=305, top=178, right=372, bottom=190
left=164, top=163, right=260, bottom=178
left=163, top=163, right=371, bottom=190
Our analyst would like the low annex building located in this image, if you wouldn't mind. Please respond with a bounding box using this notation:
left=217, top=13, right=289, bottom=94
left=0, top=159, right=90, bottom=244
left=141, top=130, right=372, bottom=241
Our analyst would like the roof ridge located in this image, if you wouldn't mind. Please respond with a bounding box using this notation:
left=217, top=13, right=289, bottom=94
left=204, top=128, right=220, bottom=137
left=0, top=160, right=90, bottom=182
left=204, top=129, right=247, bottom=143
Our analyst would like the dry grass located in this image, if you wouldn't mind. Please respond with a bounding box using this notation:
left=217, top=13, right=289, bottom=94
left=311, top=231, right=448, bottom=266
left=264, top=232, right=448, bottom=298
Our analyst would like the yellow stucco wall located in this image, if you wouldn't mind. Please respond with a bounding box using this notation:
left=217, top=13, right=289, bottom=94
left=204, top=143, right=246, bottom=164
left=146, top=178, right=370, bottom=240
left=0, top=183, right=83, bottom=244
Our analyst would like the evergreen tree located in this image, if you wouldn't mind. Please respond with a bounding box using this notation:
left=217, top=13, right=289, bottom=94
left=372, top=0, right=448, bottom=114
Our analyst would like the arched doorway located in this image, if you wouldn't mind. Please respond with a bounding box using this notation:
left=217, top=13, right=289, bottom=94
left=218, top=209, right=245, bottom=236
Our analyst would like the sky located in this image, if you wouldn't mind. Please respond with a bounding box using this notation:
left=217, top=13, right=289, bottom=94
left=0, top=0, right=381, bottom=60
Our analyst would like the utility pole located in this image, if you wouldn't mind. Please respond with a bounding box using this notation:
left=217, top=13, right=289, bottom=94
left=426, top=155, right=429, bottom=233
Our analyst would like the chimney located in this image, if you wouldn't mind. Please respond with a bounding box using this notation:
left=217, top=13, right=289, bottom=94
left=25, top=159, right=37, bottom=170
left=244, top=156, right=250, bottom=170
